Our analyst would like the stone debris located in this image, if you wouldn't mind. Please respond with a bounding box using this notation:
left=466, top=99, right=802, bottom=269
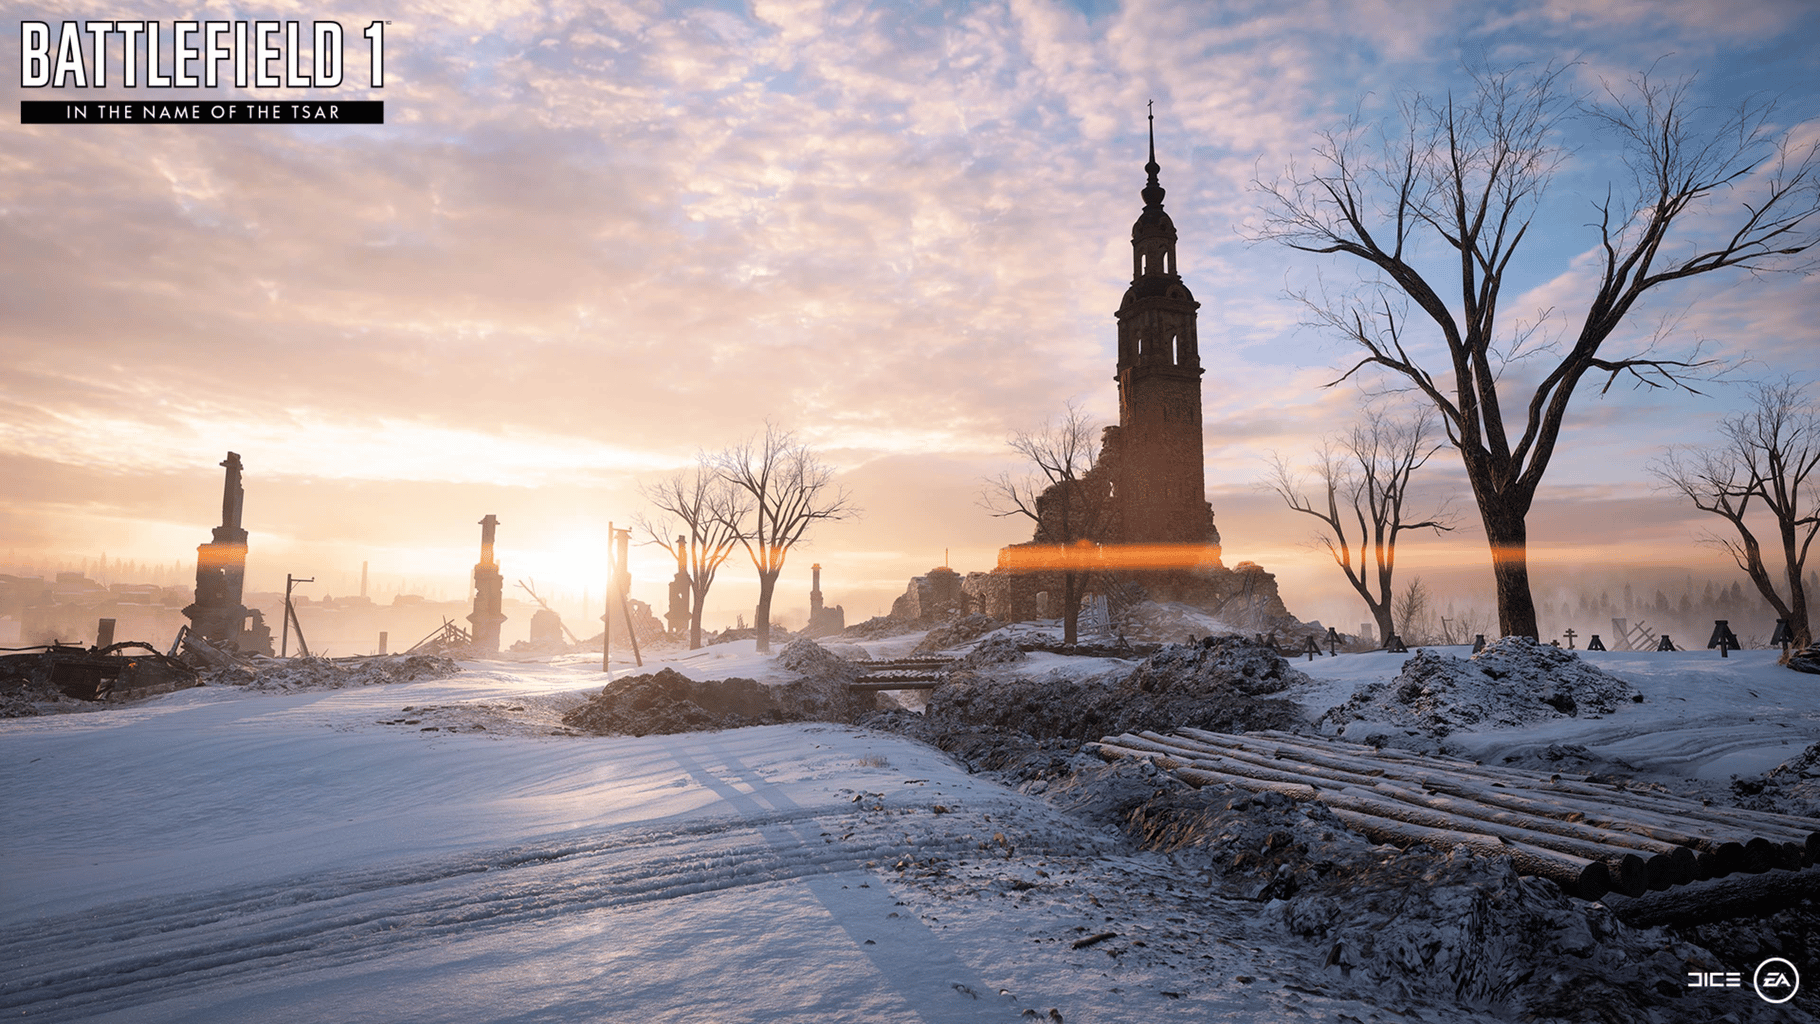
left=1320, top=636, right=1641, bottom=741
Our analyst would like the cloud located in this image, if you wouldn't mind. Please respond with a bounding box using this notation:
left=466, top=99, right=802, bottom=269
left=4, top=0, right=1814, bottom=631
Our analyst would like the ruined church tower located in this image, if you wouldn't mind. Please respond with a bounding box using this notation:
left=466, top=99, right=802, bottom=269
left=1112, top=111, right=1220, bottom=556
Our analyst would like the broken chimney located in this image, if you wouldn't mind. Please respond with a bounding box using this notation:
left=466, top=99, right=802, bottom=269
left=182, top=452, right=274, bottom=655
left=665, top=534, right=690, bottom=637
left=806, top=562, right=845, bottom=636
left=467, top=514, right=506, bottom=654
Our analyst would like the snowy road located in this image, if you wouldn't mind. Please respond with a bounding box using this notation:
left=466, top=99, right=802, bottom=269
left=7, top=642, right=1815, bottom=1022
left=0, top=666, right=1341, bottom=1023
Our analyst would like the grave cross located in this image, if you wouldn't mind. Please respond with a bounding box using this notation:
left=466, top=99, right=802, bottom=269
left=1771, top=618, right=1794, bottom=655
left=1563, top=628, right=1577, bottom=649
left=1706, top=620, right=1740, bottom=658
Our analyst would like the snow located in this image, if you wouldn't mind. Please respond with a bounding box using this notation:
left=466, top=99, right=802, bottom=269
left=4, top=635, right=1817, bottom=1021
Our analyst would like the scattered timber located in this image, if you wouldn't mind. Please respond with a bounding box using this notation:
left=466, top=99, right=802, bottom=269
left=1094, top=728, right=1819, bottom=902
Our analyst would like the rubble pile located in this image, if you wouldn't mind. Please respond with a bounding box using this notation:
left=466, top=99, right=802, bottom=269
left=1037, top=760, right=1718, bottom=1022
left=922, top=636, right=1309, bottom=743
left=231, top=654, right=462, bottom=692
left=0, top=675, right=81, bottom=717
left=1321, top=637, right=1642, bottom=741
left=1112, top=600, right=1233, bottom=644
left=911, top=614, right=1005, bottom=654
left=954, top=633, right=1025, bottom=671
left=563, top=639, right=876, bottom=737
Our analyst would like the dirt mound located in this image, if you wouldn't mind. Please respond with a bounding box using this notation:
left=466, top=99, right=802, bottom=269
left=923, top=636, right=1310, bottom=743
left=1123, top=635, right=1306, bottom=696
left=561, top=669, right=785, bottom=735
left=1321, top=636, right=1641, bottom=740
left=232, top=655, right=462, bottom=692
left=911, top=614, right=1005, bottom=654
left=564, top=640, right=876, bottom=737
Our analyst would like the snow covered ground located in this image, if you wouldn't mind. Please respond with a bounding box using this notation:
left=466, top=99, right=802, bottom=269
left=3, top=635, right=1816, bottom=1021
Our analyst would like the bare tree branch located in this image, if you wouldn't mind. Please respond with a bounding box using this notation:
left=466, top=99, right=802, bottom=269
left=713, top=422, right=859, bottom=653
left=1653, top=378, right=1820, bottom=652
left=1253, top=59, right=1818, bottom=637
left=1267, top=404, right=1457, bottom=644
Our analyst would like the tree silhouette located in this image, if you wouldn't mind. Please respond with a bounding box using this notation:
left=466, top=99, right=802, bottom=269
left=1257, top=62, right=1820, bottom=638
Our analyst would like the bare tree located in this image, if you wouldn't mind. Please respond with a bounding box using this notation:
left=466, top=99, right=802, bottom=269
left=713, top=423, right=858, bottom=654
left=634, top=461, right=748, bottom=650
left=1256, top=62, right=1820, bottom=639
left=1393, top=575, right=1433, bottom=646
left=982, top=404, right=1115, bottom=645
left=1269, top=405, right=1456, bottom=645
left=1655, top=379, right=1819, bottom=653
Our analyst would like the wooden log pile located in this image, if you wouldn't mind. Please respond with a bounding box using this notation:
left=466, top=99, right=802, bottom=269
left=1093, top=728, right=1819, bottom=903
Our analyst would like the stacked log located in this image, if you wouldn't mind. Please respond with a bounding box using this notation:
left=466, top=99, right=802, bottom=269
left=1093, top=728, right=1819, bottom=902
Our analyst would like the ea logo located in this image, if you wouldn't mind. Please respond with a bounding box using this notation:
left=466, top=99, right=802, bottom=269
left=1754, top=957, right=1800, bottom=1004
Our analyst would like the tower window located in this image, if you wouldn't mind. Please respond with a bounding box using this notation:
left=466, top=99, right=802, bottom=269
left=1172, top=334, right=1179, bottom=365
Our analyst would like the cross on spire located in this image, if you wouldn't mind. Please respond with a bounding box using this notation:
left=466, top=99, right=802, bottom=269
left=1142, top=100, right=1164, bottom=207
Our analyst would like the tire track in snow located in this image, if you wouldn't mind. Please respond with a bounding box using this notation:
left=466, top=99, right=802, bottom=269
left=0, top=804, right=988, bottom=1021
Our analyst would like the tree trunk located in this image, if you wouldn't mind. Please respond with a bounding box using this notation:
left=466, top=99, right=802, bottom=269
left=1062, top=570, right=1084, bottom=645
left=1781, top=519, right=1814, bottom=651
left=689, top=588, right=707, bottom=650
left=1373, top=604, right=1394, bottom=648
left=1482, top=501, right=1539, bottom=639
left=753, top=571, right=779, bottom=653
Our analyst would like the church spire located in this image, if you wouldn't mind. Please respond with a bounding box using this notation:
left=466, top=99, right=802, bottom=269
left=1142, top=100, right=1165, bottom=208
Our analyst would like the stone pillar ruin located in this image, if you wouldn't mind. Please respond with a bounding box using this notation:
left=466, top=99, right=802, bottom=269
left=810, top=563, right=824, bottom=620
left=665, top=535, right=690, bottom=637
left=467, top=514, right=506, bottom=654
left=183, top=452, right=274, bottom=655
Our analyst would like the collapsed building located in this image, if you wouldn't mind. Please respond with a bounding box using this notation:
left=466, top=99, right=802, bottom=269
left=182, top=453, right=275, bottom=656
left=890, top=116, right=1298, bottom=634
left=467, top=515, right=506, bottom=654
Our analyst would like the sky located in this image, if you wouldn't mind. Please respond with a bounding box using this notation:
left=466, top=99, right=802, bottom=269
left=2, top=0, right=1818, bottom=639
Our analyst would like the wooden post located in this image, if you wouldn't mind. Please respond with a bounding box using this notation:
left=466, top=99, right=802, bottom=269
left=282, top=574, right=314, bottom=658
left=95, top=618, right=116, bottom=648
